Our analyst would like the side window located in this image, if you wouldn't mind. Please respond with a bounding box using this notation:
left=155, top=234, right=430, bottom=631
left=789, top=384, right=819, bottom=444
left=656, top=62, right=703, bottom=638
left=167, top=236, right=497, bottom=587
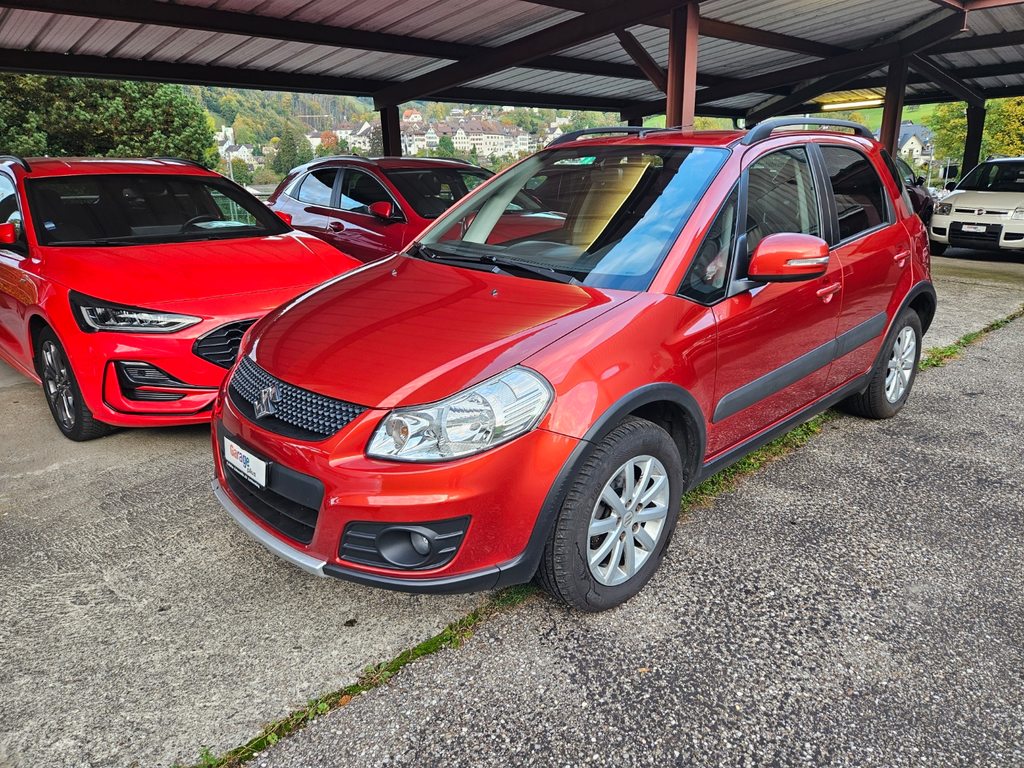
left=339, top=169, right=392, bottom=214
left=745, top=147, right=820, bottom=258
left=680, top=188, right=738, bottom=304
left=820, top=146, right=891, bottom=242
left=0, top=175, right=24, bottom=244
left=296, top=169, right=336, bottom=206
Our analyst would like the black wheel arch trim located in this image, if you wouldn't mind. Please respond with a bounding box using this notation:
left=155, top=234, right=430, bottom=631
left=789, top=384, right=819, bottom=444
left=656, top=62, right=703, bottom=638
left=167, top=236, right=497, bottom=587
left=898, top=280, right=937, bottom=335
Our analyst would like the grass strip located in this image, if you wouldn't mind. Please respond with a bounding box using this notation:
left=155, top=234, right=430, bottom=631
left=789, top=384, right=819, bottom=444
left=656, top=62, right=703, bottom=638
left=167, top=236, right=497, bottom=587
left=920, top=304, right=1024, bottom=369
left=181, top=584, right=535, bottom=768
left=186, top=304, right=1024, bottom=768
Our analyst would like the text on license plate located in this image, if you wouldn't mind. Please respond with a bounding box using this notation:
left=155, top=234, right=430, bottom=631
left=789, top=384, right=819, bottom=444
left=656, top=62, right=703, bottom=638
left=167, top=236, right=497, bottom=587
left=961, top=224, right=987, bottom=233
left=224, top=437, right=267, bottom=487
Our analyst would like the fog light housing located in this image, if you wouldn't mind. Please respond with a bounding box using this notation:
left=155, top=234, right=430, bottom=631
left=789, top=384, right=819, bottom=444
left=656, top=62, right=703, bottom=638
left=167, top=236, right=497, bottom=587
left=339, top=517, right=470, bottom=570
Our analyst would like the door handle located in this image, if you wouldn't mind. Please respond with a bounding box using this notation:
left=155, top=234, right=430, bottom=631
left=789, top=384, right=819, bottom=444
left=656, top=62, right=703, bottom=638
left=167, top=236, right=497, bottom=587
left=816, top=283, right=841, bottom=303
left=894, top=250, right=910, bottom=268
left=327, top=221, right=346, bottom=232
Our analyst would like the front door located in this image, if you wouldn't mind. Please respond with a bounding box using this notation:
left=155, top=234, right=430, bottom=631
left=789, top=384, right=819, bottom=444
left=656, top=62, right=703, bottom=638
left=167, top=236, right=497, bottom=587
left=706, top=145, right=843, bottom=457
left=329, top=168, right=408, bottom=261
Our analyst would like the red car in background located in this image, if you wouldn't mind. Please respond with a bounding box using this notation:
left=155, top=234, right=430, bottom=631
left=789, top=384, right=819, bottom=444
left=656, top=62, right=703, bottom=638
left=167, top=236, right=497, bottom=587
left=0, top=156, right=358, bottom=440
left=212, top=119, right=936, bottom=611
left=268, top=156, right=564, bottom=261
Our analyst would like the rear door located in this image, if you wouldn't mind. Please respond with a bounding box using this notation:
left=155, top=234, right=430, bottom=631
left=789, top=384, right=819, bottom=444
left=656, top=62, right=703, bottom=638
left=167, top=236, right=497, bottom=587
left=705, top=143, right=843, bottom=457
left=285, top=168, right=339, bottom=239
left=329, top=168, right=408, bottom=261
left=814, top=144, right=912, bottom=389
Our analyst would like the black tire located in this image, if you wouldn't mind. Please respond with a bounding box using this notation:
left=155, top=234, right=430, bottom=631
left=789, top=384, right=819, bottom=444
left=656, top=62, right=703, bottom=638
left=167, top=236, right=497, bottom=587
left=36, top=327, right=114, bottom=441
left=840, top=308, right=923, bottom=420
left=536, top=417, right=683, bottom=612
left=929, top=241, right=947, bottom=257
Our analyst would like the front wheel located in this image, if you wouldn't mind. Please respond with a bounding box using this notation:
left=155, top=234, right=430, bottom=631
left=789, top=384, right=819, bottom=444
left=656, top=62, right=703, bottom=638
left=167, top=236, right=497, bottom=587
left=840, top=308, right=923, bottom=420
left=536, top=417, right=683, bottom=612
left=36, top=327, right=113, bottom=441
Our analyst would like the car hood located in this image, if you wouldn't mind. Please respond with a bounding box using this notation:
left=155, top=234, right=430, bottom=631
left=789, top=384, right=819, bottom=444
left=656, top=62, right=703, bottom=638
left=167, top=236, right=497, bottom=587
left=249, top=255, right=633, bottom=408
left=45, top=232, right=355, bottom=315
left=942, top=189, right=1024, bottom=212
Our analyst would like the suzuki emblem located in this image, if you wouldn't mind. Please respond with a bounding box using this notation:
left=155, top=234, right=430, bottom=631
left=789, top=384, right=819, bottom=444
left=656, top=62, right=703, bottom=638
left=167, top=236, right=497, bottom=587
left=254, top=383, right=281, bottom=419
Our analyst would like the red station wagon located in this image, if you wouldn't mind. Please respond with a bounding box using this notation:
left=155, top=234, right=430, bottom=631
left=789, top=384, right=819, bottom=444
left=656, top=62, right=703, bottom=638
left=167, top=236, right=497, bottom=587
left=212, top=119, right=937, bottom=611
left=0, top=157, right=358, bottom=440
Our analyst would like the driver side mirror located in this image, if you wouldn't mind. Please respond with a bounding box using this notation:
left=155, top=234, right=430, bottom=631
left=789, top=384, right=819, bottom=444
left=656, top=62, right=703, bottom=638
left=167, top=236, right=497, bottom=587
left=945, top=181, right=957, bottom=192
left=0, top=221, right=18, bottom=245
left=369, top=201, right=400, bottom=222
left=914, top=176, right=926, bottom=187
left=748, top=233, right=830, bottom=282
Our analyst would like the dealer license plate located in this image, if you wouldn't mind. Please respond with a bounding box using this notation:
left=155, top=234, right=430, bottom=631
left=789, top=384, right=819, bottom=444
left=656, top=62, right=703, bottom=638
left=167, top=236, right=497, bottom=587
left=224, top=437, right=267, bottom=488
left=961, top=224, right=986, bottom=233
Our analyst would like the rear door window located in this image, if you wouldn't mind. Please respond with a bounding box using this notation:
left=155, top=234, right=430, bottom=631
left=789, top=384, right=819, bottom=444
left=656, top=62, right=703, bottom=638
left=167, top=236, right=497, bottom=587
left=820, top=146, right=891, bottom=242
left=296, top=169, right=337, bottom=206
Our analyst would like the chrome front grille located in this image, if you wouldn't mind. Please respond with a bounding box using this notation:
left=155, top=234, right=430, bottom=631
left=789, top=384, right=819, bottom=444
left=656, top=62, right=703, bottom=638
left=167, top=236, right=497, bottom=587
left=229, top=356, right=367, bottom=440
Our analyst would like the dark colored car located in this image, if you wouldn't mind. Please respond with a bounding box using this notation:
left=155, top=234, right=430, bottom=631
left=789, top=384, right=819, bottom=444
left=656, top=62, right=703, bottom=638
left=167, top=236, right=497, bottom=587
left=893, top=155, right=935, bottom=224
left=212, top=120, right=936, bottom=611
left=268, top=157, right=496, bottom=262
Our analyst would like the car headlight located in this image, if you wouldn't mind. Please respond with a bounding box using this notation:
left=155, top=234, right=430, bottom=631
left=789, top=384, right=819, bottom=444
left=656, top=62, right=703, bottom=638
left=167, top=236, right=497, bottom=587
left=1012, top=207, right=1024, bottom=221
left=934, top=202, right=953, bottom=216
left=69, top=291, right=201, bottom=333
left=367, top=367, right=553, bottom=462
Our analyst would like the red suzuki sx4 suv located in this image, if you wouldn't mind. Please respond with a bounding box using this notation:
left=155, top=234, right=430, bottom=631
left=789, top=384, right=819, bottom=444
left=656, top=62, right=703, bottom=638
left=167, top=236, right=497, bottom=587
left=0, top=157, right=358, bottom=441
left=212, top=119, right=936, bottom=611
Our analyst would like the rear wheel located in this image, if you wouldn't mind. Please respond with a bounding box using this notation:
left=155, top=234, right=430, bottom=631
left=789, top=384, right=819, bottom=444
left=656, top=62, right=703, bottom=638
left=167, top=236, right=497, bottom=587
left=36, top=327, right=113, bottom=441
left=840, top=308, right=922, bottom=420
left=536, top=417, right=683, bottom=611
left=929, top=241, right=947, bottom=256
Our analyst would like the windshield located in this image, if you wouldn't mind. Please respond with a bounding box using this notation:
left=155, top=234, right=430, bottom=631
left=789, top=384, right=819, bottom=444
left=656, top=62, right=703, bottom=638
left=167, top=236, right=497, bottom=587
left=27, top=174, right=289, bottom=246
left=417, top=145, right=728, bottom=291
left=957, top=161, right=1024, bottom=193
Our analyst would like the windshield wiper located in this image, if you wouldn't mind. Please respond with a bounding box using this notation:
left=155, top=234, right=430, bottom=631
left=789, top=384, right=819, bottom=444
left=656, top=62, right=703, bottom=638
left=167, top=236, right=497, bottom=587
left=407, top=242, right=579, bottom=285
left=48, top=237, right=149, bottom=247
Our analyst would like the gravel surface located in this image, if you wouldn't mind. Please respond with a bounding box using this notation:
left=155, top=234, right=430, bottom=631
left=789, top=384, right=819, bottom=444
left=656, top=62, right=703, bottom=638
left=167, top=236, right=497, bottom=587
left=253, top=305, right=1024, bottom=767
left=0, top=254, right=1020, bottom=767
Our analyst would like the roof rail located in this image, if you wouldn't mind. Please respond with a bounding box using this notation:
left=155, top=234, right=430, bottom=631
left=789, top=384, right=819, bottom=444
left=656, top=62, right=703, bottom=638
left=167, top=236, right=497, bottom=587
left=547, top=126, right=675, bottom=147
left=0, top=155, right=31, bottom=171
left=149, top=156, right=208, bottom=169
left=741, top=118, right=874, bottom=146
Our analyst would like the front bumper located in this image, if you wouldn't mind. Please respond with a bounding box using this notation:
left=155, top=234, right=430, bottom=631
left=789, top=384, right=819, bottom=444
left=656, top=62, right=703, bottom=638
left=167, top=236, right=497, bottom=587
left=64, top=316, right=254, bottom=427
left=211, top=387, right=580, bottom=592
left=930, top=214, right=1024, bottom=250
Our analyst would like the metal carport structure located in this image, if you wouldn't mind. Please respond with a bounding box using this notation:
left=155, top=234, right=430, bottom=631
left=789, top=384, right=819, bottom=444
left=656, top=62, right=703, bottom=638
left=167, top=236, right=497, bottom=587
left=1, top=0, right=1023, bottom=169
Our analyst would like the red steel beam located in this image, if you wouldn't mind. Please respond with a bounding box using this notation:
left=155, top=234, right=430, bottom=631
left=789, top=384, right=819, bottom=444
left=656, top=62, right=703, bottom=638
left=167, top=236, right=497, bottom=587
left=665, top=2, right=699, bottom=129
left=879, top=58, right=909, bottom=154
left=615, top=30, right=668, bottom=92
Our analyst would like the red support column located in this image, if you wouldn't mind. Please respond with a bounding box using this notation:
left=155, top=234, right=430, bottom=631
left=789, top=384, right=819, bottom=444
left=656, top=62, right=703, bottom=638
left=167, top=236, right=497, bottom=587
left=665, top=1, right=699, bottom=129
left=379, top=105, right=402, bottom=157
left=963, top=105, right=986, bottom=173
left=879, top=57, right=908, bottom=154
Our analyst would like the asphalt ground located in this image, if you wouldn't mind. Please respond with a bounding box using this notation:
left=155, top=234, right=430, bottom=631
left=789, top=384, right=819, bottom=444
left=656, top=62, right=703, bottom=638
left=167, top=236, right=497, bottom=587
left=0, top=250, right=1021, bottom=767
left=253, top=260, right=1024, bottom=767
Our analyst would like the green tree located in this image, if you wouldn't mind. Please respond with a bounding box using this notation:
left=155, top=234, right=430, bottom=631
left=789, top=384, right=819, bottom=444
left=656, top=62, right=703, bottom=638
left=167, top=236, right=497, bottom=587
left=0, top=75, right=216, bottom=166
left=271, top=124, right=309, bottom=174
left=229, top=157, right=253, bottom=185
left=924, top=98, right=1024, bottom=164
left=369, top=127, right=385, bottom=156
left=436, top=135, right=456, bottom=158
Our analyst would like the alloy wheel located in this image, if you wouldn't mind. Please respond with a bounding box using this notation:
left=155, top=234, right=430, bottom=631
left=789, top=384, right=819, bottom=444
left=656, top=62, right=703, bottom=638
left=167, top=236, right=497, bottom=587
left=41, top=340, right=75, bottom=430
left=587, top=454, right=670, bottom=587
left=884, top=326, right=917, bottom=403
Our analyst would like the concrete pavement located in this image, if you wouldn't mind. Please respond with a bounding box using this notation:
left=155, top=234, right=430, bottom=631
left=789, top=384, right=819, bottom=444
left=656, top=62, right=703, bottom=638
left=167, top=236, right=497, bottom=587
left=0, top=251, right=1021, bottom=767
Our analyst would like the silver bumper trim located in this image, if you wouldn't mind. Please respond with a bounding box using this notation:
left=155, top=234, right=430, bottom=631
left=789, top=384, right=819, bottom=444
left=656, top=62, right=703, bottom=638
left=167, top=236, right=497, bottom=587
left=211, top=478, right=327, bottom=577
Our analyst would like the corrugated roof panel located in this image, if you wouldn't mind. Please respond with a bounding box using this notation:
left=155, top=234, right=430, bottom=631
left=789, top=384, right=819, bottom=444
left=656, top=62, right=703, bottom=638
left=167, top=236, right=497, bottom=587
left=67, top=19, right=144, bottom=57
left=0, top=9, right=59, bottom=49
left=466, top=67, right=663, bottom=101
